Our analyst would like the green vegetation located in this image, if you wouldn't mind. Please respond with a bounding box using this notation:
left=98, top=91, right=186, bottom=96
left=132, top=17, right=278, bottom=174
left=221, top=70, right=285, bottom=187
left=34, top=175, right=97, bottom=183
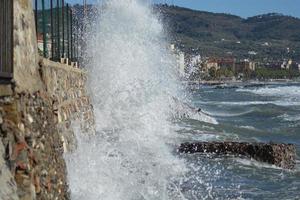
left=205, top=68, right=234, bottom=80
left=254, top=68, right=300, bottom=79
left=155, top=5, right=300, bottom=62
left=205, top=67, right=300, bottom=80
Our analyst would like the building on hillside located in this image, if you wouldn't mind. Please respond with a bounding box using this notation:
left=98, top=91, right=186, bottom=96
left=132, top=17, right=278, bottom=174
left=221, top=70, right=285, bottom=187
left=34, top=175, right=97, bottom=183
left=201, top=58, right=235, bottom=72
left=235, top=60, right=256, bottom=73
left=281, top=60, right=289, bottom=69
left=262, top=60, right=299, bottom=71
left=218, top=58, right=235, bottom=70
left=248, top=51, right=257, bottom=55
left=280, top=59, right=297, bottom=70
left=201, top=58, right=220, bottom=73
left=265, top=62, right=282, bottom=70
left=37, top=32, right=52, bottom=58
left=288, top=60, right=300, bottom=71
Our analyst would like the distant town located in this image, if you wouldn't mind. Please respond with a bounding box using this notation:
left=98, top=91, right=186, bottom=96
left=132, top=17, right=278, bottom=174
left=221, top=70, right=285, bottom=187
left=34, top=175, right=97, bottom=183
left=171, top=44, right=300, bottom=82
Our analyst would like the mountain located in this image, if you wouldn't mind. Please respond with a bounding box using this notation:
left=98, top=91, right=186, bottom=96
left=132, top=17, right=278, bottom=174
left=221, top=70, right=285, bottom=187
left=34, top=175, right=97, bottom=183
left=154, top=4, right=300, bottom=61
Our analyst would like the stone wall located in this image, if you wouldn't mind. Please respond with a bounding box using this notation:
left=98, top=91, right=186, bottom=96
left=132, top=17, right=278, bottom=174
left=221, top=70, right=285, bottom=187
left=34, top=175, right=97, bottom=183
left=40, top=58, right=95, bottom=151
left=13, top=0, right=43, bottom=93
left=0, top=59, right=94, bottom=200
left=0, top=135, right=19, bottom=200
left=0, top=0, right=94, bottom=199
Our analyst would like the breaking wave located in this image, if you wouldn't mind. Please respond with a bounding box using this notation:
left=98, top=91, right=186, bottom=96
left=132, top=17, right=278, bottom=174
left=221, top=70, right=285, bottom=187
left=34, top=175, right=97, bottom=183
left=64, top=0, right=216, bottom=199
left=237, top=85, right=300, bottom=100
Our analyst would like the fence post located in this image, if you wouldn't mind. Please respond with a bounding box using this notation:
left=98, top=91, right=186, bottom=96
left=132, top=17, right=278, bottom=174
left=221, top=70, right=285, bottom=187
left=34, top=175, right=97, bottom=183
left=66, top=4, right=70, bottom=60
left=35, top=0, right=38, bottom=35
left=42, top=0, right=47, bottom=57
left=51, top=0, right=54, bottom=60
left=62, top=0, right=65, bottom=58
left=56, top=0, right=60, bottom=60
left=70, top=8, right=73, bottom=62
left=76, top=19, right=79, bottom=63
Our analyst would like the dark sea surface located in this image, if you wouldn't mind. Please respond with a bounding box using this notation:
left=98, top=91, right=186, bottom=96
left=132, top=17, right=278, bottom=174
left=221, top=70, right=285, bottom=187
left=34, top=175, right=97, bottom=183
left=177, top=82, right=300, bottom=199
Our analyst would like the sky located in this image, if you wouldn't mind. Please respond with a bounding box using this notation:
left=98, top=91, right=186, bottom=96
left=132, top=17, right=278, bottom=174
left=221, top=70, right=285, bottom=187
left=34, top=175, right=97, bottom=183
left=68, top=0, right=300, bottom=18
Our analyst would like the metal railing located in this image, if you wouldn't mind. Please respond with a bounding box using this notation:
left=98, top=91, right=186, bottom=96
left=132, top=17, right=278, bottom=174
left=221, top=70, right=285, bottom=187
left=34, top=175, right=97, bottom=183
left=0, top=0, right=13, bottom=80
left=33, top=0, right=81, bottom=65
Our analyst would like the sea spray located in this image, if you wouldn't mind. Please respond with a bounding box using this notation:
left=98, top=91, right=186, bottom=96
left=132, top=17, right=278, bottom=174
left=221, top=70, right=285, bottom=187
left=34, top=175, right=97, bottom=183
left=65, top=0, right=188, bottom=199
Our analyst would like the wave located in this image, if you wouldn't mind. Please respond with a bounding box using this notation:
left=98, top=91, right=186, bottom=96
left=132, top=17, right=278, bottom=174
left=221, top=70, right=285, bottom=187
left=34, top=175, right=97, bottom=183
left=206, top=109, right=255, bottom=117
left=65, top=1, right=187, bottom=199
left=278, top=114, right=300, bottom=122
left=237, top=85, right=300, bottom=100
left=238, top=125, right=257, bottom=130
left=170, top=97, right=218, bottom=124
left=197, top=100, right=300, bottom=107
left=235, top=158, right=284, bottom=170
left=189, top=112, right=218, bottom=124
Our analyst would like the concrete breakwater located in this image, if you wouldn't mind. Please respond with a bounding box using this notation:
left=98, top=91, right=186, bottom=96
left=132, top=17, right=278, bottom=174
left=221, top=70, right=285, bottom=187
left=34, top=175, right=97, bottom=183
left=179, top=142, right=296, bottom=169
left=0, top=58, right=94, bottom=200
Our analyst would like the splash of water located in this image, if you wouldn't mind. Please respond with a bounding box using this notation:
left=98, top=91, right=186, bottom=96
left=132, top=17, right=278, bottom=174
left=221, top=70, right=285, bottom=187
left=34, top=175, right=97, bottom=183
left=65, top=0, right=188, bottom=199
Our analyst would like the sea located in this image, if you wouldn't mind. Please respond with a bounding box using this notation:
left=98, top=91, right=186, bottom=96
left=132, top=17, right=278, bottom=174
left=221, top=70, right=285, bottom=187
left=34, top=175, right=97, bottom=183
left=176, top=82, right=300, bottom=199
left=64, top=0, right=300, bottom=199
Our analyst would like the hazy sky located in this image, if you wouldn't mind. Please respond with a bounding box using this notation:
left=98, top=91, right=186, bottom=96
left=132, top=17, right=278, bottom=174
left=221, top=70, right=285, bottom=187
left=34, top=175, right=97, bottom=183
left=68, top=0, right=300, bottom=18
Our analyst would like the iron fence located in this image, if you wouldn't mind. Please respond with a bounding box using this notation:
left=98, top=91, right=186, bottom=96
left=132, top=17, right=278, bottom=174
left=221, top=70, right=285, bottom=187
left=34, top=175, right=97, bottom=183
left=33, top=0, right=81, bottom=65
left=0, top=0, right=13, bottom=80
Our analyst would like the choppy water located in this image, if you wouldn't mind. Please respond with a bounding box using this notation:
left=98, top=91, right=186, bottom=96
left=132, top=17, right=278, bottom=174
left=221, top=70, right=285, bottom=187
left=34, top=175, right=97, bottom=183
left=177, top=82, right=300, bottom=199
left=64, top=0, right=300, bottom=199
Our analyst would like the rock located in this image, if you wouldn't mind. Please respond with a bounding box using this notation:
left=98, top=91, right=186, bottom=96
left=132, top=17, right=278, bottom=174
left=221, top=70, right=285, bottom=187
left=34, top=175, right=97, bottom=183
left=0, top=84, right=13, bottom=97
left=178, top=142, right=296, bottom=169
left=41, top=169, right=48, bottom=176
left=27, top=114, right=33, bottom=124
left=0, top=142, right=19, bottom=200
left=18, top=123, right=25, bottom=133
left=34, top=175, right=41, bottom=194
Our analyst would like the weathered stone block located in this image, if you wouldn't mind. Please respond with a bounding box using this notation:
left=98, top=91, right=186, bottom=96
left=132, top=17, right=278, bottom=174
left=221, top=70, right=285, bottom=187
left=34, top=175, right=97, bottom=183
left=0, top=84, right=13, bottom=97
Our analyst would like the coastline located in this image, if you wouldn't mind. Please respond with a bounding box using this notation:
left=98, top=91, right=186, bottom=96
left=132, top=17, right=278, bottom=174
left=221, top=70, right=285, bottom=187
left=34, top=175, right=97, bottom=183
left=188, top=78, right=300, bottom=86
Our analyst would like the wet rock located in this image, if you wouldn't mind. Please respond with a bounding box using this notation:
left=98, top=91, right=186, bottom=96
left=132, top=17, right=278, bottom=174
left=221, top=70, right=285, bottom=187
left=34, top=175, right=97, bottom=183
left=179, top=141, right=297, bottom=169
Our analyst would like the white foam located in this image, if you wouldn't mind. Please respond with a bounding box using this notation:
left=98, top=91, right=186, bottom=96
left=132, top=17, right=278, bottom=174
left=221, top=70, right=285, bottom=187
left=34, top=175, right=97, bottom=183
left=239, top=125, right=257, bottom=130
left=65, top=1, right=187, bottom=199
left=198, top=100, right=300, bottom=107
left=170, top=97, right=218, bottom=124
left=279, top=114, right=300, bottom=122
left=235, top=158, right=285, bottom=170
left=206, top=109, right=254, bottom=117
left=237, top=85, right=300, bottom=100
left=187, top=111, right=218, bottom=124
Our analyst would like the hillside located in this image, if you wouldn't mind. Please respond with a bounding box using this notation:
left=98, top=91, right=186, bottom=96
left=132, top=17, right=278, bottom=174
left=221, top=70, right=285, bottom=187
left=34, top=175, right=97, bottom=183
left=155, top=4, right=300, bottom=61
